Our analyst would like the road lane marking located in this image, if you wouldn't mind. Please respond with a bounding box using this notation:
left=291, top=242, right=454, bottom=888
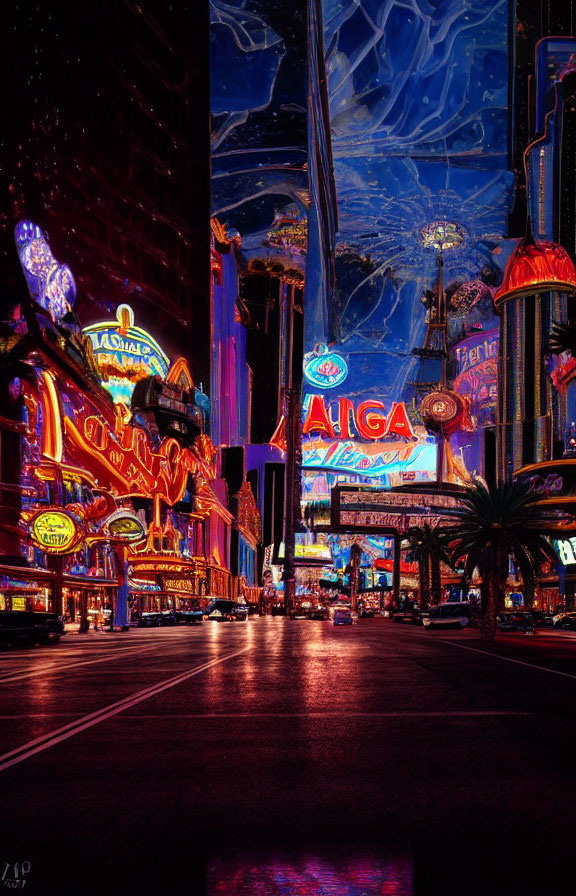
left=0, top=641, right=198, bottom=684
left=437, top=640, right=576, bottom=680
left=0, top=647, right=249, bottom=772
left=104, top=711, right=529, bottom=719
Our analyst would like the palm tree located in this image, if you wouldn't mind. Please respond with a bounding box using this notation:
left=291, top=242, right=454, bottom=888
left=404, top=524, right=454, bottom=610
left=446, top=479, right=558, bottom=641
left=548, top=321, right=576, bottom=357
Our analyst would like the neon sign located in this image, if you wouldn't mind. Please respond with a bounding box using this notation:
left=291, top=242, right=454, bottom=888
left=104, top=511, right=146, bottom=542
left=64, top=411, right=213, bottom=506
left=302, top=395, right=415, bottom=441
left=452, top=328, right=498, bottom=425
left=33, top=361, right=216, bottom=513
left=83, top=304, right=169, bottom=406
left=301, top=398, right=436, bottom=479
left=303, top=344, right=348, bottom=389
left=29, top=509, right=82, bottom=554
left=302, top=439, right=436, bottom=479
left=163, top=578, right=195, bottom=593
left=15, top=220, right=76, bottom=323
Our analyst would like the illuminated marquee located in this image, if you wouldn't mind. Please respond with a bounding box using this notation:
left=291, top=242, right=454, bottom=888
left=332, top=488, right=462, bottom=532
left=29, top=509, right=82, bottom=554
left=128, top=556, right=194, bottom=576
left=83, top=304, right=170, bottom=406
left=163, top=578, right=195, bottom=593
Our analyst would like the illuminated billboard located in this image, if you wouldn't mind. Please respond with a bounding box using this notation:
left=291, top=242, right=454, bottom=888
left=452, top=328, right=498, bottom=426
left=301, top=394, right=436, bottom=483
left=295, top=534, right=333, bottom=562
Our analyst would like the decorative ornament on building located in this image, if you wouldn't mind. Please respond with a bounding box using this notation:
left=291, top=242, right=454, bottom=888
left=494, top=219, right=576, bottom=304
left=263, top=207, right=307, bottom=257
left=419, top=220, right=467, bottom=253
left=419, top=389, right=469, bottom=437
left=232, top=481, right=261, bottom=546
left=449, top=280, right=493, bottom=317
left=303, top=343, right=349, bottom=389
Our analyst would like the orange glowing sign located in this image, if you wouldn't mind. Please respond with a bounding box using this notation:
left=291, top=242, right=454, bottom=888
left=63, top=410, right=216, bottom=506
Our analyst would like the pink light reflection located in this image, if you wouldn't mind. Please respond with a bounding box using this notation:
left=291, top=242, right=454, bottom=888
left=207, top=851, right=413, bottom=896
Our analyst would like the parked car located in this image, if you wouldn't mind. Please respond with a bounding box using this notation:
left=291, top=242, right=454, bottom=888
left=392, top=609, right=423, bottom=624
left=310, top=605, right=329, bottom=620
left=138, top=611, right=161, bottom=627
left=0, top=610, right=64, bottom=647
left=497, top=611, right=535, bottom=632
left=553, top=612, right=576, bottom=630
left=531, top=610, right=547, bottom=627
left=290, top=602, right=311, bottom=620
left=358, top=607, right=374, bottom=618
left=401, top=610, right=425, bottom=625
left=333, top=606, right=353, bottom=625
left=138, top=611, right=176, bottom=627
left=175, top=607, right=204, bottom=624
left=206, top=599, right=236, bottom=621
left=231, top=605, right=248, bottom=621
left=422, top=602, right=471, bottom=630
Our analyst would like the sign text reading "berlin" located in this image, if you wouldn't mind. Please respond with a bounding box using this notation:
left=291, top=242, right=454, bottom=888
left=302, top=396, right=415, bottom=441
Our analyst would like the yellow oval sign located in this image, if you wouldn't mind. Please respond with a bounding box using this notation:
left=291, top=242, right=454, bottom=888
left=107, top=515, right=145, bottom=541
left=30, top=510, right=79, bottom=554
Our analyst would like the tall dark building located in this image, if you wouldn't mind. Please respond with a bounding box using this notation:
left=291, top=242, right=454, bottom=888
left=0, top=2, right=210, bottom=384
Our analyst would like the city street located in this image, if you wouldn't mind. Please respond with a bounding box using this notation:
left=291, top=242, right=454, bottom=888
left=1, top=618, right=575, bottom=894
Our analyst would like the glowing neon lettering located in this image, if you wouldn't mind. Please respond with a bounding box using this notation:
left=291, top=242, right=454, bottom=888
left=83, top=305, right=170, bottom=405
left=356, top=401, right=388, bottom=440
left=302, top=394, right=336, bottom=438
left=303, top=397, right=415, bottom=441
left=338, top=398, right=354, bottom=440
left=386, top=403, right=414, bottom=439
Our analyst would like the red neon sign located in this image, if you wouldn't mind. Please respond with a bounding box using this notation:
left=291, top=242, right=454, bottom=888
left=303, top=396, right=415, bottom=441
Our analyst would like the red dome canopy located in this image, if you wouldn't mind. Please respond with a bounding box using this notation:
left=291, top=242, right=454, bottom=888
left=494, top=226, right=576, bottom=305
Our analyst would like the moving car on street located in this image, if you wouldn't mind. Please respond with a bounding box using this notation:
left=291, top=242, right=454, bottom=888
left=333, top=606, right=353, bottom=625
left=231, top=605, right=248, bottom=621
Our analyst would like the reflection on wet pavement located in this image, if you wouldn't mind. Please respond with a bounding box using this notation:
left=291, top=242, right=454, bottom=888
left=207, top=851, right=413, bottom=895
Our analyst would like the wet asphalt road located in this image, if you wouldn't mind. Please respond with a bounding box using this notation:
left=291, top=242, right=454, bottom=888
left=1, top=617, right=575, bottom=895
